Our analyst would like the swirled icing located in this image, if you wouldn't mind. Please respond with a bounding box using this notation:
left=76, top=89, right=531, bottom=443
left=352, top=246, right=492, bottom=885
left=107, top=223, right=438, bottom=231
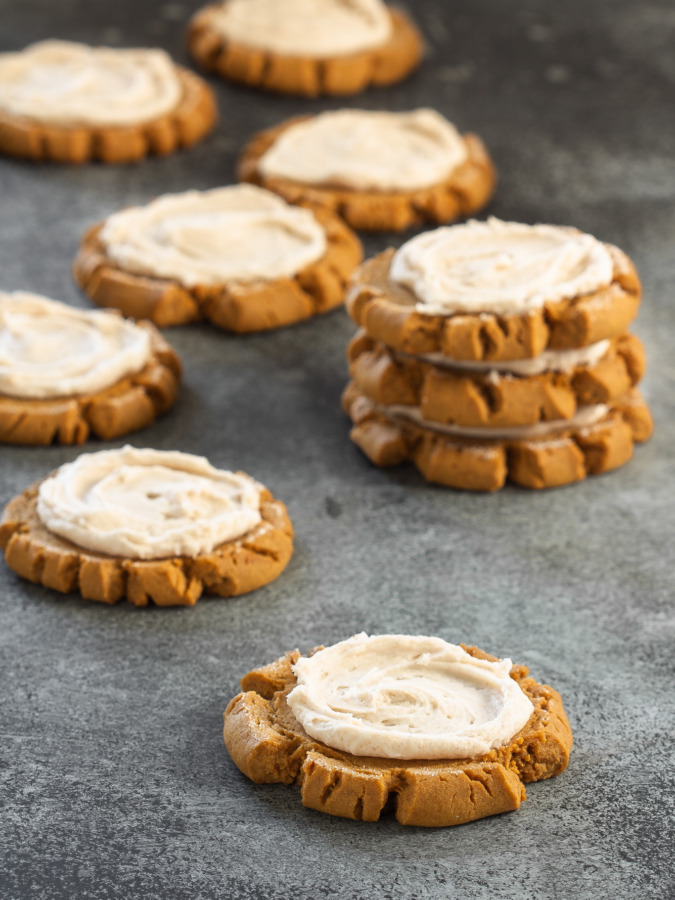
left=204, top=0, right=392, bottom=58
left=99, top=185, right=327, bottom=287
left=37, top=447, right=262, bottom=560
left=287, top=634, right=534, bottom=759
left=258, top=109, right=468, bottom=191
left=0, top=292, right=151, bottom=399
left=0, top=40, right=183, bottom=126
left=390, top=219, right=615, bottom=316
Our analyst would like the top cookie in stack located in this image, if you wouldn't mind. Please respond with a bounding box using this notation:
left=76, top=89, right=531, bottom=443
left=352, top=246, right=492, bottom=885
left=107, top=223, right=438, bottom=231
left=343, top=218, right=653, bottom=491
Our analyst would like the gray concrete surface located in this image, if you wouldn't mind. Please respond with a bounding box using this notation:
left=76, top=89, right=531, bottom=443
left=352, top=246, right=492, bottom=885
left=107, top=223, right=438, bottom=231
left=0, top=1, right=674, bottom=898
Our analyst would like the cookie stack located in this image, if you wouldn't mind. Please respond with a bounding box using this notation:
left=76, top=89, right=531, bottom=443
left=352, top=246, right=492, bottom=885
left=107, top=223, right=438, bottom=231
left=343, top=218, right=653, bottom=491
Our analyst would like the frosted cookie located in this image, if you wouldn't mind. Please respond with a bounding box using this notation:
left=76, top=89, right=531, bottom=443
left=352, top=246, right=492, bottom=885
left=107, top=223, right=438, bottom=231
left=0, top=292, right=181, bottom=445
left=224, top=634, right=573, bottom=826
left=73, top=184, right=363, bottom=330
left=239, top=109, right=495, bottom=232
left=188, top=0, right=423, bottom=97
left=348, top=329, right=647, bottom=429
left=0, top=40, right=216, bottom=164
left=343, top=381, right=653, bottom=491
left=347, top=219, right=642, bottom=359
left=0, top=447, right=293, bottom=606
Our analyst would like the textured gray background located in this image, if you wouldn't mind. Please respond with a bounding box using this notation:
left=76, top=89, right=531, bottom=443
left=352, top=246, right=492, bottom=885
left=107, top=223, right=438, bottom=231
left=1, top=1, right=674, bottom=898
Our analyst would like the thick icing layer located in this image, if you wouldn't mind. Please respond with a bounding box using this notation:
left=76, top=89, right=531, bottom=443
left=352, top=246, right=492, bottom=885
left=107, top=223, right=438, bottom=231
left=99, top=185, right=327, bottom=287
left=411, top=339, right=612, bottom=377
left=0, top=40, right=183, bottom=126
left=0, top=292, right=151, bottom=399
left=259, top=109, right=468, bottom=192
left=288, top=633, right=534, bottom=760
left=37, top=447, right=262, bottom=560
left=205, top=0, right=392, bottom=58
left=390, top=218, right=615, bottom=316
left=381, top=400, right=610, bottom=440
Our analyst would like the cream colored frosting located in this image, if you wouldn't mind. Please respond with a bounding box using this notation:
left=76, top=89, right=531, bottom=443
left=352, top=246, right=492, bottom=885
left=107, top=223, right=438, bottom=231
left=99, top=185, right=327, bottom=288
left=0, top=292, right=151, bottom=399
left=205, top=0, right=392, bottom=58
left=390, top=218, right=615, bottom=316
left=287, top=633, right=534, bottom=760
left=411, top=339, right=612, bottom=377
left=381, top=400, right=610, bottom=440
left=0, top=40, right=183, bottom=126
left=37, top=447, right=262, bottom=560
left=258, top=109, right=468, bottom=192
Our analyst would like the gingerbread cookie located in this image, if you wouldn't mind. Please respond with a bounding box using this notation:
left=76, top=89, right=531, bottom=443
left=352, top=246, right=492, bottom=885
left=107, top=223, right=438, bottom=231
left=0, top=292, right=181, bottom=445
left=224, top=634, right=573, bottom=826
left=348, top=329, right=647, bottom=428
left=188, top=0, right=423, bottom=97
left=73, top=184, right=363, bottom=330
left=0, top=40, right=216, bottom=164
left=347, top=221, right=641, bottom=359
left=239, top=109, right=496, bottom=231
left=0, top=447, right=293, bottom=606
left=343, top=381, right=653, bottom=491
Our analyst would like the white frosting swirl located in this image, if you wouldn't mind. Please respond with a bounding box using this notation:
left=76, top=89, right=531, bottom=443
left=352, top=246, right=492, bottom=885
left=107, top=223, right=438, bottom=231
left=259, top=109, right=468, bottom=192
left=0, top=40, right=183, bottom=127
left=99, top=185, right=327, bottom=288
left=205, top=0, right=392, bottom=58
left=288, top=634, right=534, bottom=760
left=390, top=218, right=615, bottom=316
left=0, top=292, right=151, bottom=399
left=37, top=447, right=262, bottom=560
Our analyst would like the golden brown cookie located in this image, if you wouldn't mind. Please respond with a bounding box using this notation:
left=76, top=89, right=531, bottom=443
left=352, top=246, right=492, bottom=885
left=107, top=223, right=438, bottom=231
left=0, top=67, right=216, bottom=165
left=348, top=329, right=646, bottom=428
left=73, top=204, right=363, bottom=330
left=343, top=381, right=653, bottom=491
left=223, top=645, right=573, bottom=826
left=0, top=477, right=293, bottom=607
left=239, top=119, right=495, bottom=232
left=188, top=5, right=423, bottom=97
left=347, top=246, right=642, bottom=361
left=0, top=322, right=181, bottom=446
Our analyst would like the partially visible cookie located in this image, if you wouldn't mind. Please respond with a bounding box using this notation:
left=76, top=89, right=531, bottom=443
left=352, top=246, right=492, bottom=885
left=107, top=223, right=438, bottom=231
left=73, top=184, right=363, bottom=330
left=0, top=447, right=294, bottom=606
left=224, top=634, right=573, bottom=826
left=347, top=222, right=641, bottom=360
left=239, top=109, right=496, bottom=232
left=188, top=0, right=423, bottom=97
left=0, top=40, right=216, bottom=164
left=0, top=291, right=181, bottom=445
left=343, top=380, right=653, bottom=491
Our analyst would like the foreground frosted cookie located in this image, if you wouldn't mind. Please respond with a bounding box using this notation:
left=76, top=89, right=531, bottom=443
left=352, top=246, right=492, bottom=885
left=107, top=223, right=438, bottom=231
left=224, top=634, right=573, bottom=826
left=188, top=0, right=423, bottom=97
left=0, top=40, right=216, bottom=164
left=239, top=109, right=495, bottom=232
left=348, top=329, right=647, bottom=429
left=347, top=219, right=642, bottom=358
left=73, top=184, right=363, bottom=330
left=343, top=381, right=653, bottom=491
left=0, top=292, right=181, bottom=445
left=0, top=447, right=293, bottom=606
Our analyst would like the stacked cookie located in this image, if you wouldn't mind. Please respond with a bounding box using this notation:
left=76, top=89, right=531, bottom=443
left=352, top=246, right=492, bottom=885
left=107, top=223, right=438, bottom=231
left=344, top=219, right=653, bottom=491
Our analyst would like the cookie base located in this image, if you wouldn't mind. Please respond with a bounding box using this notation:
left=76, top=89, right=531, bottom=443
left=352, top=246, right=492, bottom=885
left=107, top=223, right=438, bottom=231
left=0, top=483, right=293, bottom=606
left=343, top=382, right=653, bottom=491
left=0, top=68, right=217, bottom=165
left=347, top=248, right=641, bottom=360
left=348, top=329, right=646, bottom=428
left=188, top=7, right=423, bottom=98
left=0, top=323, right=181, bottom=445
left=223, top=646, right=573, bottom=827
left=239, top=121, right=496, bottom=232
left=72, top=206, right=363, bottom=330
